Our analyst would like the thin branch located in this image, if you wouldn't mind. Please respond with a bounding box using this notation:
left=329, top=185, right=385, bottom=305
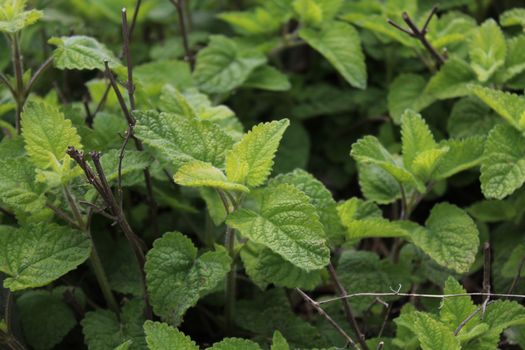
left=24, top=56, right=54, bottom=99
left=129, top=0, right=143, bottom=38
left=0, top=73, right=16, bottom=97
left=507, top=253, right=525, bottom=295
left=327, top=263, right=369, bottom=350
left=12, top=34, right=25, bottom=134
left=481, top=241, right=491, bottom=319
left=121, top=8, right=136, bottom=110
left=169, top=0, right=194, bottom=70
left=46, top=202, right=82, bottom=229
left=296, top=289, right=359, bottom=349
left=92, top=83, right=111, bottom=119
left=453, top=301, right=494, bottom=336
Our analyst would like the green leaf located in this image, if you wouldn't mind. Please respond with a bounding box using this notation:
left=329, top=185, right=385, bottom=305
left=271, top=331, right=290, bottom=350
left=401, top=110, right=438, bottom=173
left=500, top=8, right=525, bottom=31
left=424, top=58, right=477, bottom=100
left=82, top=299, right=146, bottom=350
left=97, top=149, right=151, bottom=183
left=18, top=290, right=77, bottom=350
left=145, top=232, right=231, bottom=325
left=207, top=338, right=262, bottom=350
left=432, top=137, right=484, bottom=180
left=193, top=35, right=266, bottom=94
left=299, top=21, right=367, bottom=89
left=143, top=321, right=198, bottom=350
left=409, top=203, right=479, bottom=273
left=480, top=124, right=525, bottom=199
left=270, top=169, right=344, bottom=244
left=242, top=65, right=291, bottom=91
left=226, top=119, right=289, bottom=188
left=22, top=99, right=82, bottom=170
left=174, top=160, right=250, bottom=193
left=412, top=311, right=461, bottom=350
left=0, top=0, right=42, bottom=33
left=227, top=183, right=330, bottom=271
left=470, top=85, right=525, bottom=131
left=468, top=199, right=518, bottom=223
left=501, top=35, right=525, bottom=82
left=388, top=74, right=434, bottom=124
left=357, top=163, right=401, bottom=204
left=218, top=7, right=283, bottom=36
left=0, top=223, right=91, bottom=291
left=447, top=97, right=499, bottom=138
left=273, top=122, right=310, bottom=174
left=468, top=19, right=506, bottom=82
left=351, top=135, right=425, bottom=192
left=49, top=35, right=121, bottom=71
left=134, top=110, right=235, bottom=172
left=293, top=0, right=323, bottom=25
left=440, top=277, right=477, bottom=332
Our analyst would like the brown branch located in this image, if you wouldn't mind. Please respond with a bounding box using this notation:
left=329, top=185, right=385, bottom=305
left=481, top=241, right=491, bottom=319
left=169, top=0, right=194, bottom=70
left=507, top=253, right=525, bottom=295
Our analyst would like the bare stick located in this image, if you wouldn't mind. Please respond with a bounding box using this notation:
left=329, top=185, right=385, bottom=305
left=129, top=0, right=143, bottom=38
left=121, top=8, right=136, bottom=110
left=296, top=289, right=359, bottom=349
left=507, top=254, right=525, bottom=295
left=24, top=56, right=53, bottom=99
left=481, top=241, right=491, bottom=319
left=12, top=34, right=25, bottom=134
left=327, top=263, right=369, bottom=350
left=0, top=73, right=16, bottom=97
left=169, top=0, right=194, bottom=70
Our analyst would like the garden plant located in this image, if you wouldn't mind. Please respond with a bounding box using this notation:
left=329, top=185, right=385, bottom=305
left=2, top=0, right=525, bottom=349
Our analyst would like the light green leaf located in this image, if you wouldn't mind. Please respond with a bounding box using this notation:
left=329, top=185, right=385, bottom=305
left=468, top=199, right=518, bottom=223
left=270, top=169, right=344, bottom=244
left=18, top=290, right=76, bottom=350
left=193, top=35, right=266, bottom=94
left=470, top=85, right=525, bottom=131
left=411, top=147, right=450, bottom=181
left=271, top=330, right=290, bottom=350
left=175, top=160, right=249, bottom=193
left=293, top=0, right=322, bottom=25
left=432, top=137, right=484, bottom=180
left=49, top=35, right=121, bottom=71
left=22, top=99, right=82, bottom=170
left=424, top=58, right=477, bottom=100
left=388, top=74, right=434, bottom=124
left=243, top=65, right=291, bottom=91
left=299, top=21, right=366, bottom=89
left=218, top=6, right=283, bottom=36
left=409, top=203, right=479, bottom=273
left=440, top=277, right=478, bottom=332
left=0, top=0, right=42, bottom=33
left=501, top=35, right=525, bottom=82
left=134, top=110, right=235, bottom=171
left=82, top=299, right=146, bottom=350
left=0, top=223, right=91, bottom=291
left=143, top=321, right=198, bottom=350
left=480, top=124, right=525, bottom=199
left=469, top=19, right=506, bottom=82
left=226, top=119, right=289, bottom=188
left=447, top=97, right=499, bottom=138
left=114, top=340, right=133, bottom=350
left=145, top=232, right=231, bottom=325
left=500, top=8, right=525, bottom=31
left=227, top=183, right=330, bottom=271
left=412, top=311, right=461, bottom=350
left=97, top=149, right=151, bottom=183
left=401, top=110, right=438, bottom=172
left=357, top=163, right=401, bottom=204
left=207, top=338, right=262, bottom=350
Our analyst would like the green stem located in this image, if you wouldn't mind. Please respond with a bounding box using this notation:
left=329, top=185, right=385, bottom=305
left=11, top=34, right=24, bottom=135
left=63, top=187, right=119, bottom=314
left=224, top=226, right=236, bottom=333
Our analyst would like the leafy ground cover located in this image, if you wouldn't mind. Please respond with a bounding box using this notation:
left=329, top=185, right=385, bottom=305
left=2, top=0, right=525, bottom=349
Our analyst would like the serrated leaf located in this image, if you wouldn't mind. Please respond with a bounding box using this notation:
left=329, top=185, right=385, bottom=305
left=388, top=74, right=434, bottom=124
left=97, top=149, right=151, bottom=183
left=271, top=169, right=344, bottom=244
left=0, top=0, right=42, bottom=33
left=0, top=223, right=91, bottom=291
left=469, top=19, right=506, bottom=82
left=447, top=97, right=499, bottom=138
left=134, top=110, right=235, bottom=172
left=207, top=338, right=261, bottom=350
left=18, top=290, right=77, bottom=350
left=409, top=203, right=479, bottom=273
left=480, top=124, right=525, bottom=199
left=433, top=136, right=484, bottom=180
left=412, top=311, right=461, bottom=350
left=271, top=330, right=290, bottom=350
left=440, top=277, right=478, bottom=332
left=357, top=163, right=401, bottom=204
left=470, top=85, right=525, bottom=131
left=411, top=147, right=449, bottom=181
left=401, top=110, right=438, bottom=172
left=193, top=35, right=266, bottom=94
left=175, top=160, right=249, bottom=193
left=500, top=8, right=525, bottom=31
left=218, top=7, right=283, bottom=36
left=82, top=299, right=146, bottom=350
left=293, top=0, right=323, bottom=25
left=299, top=21, right=366, bottom=89
left=243, top=65, right=291, bottom=91
left=501, top=35, right=525, bottom=82
left=49, top=35, right=121, bottom=71
left=424, top=58, right=477, bottom=100
left=227, top=183, right=329, bottom=271
left=21, top=100, right=82, bottom=170
left=143, top=321, right=198, bottom=350
left=145, top=232, right=231, bottom=325
left=226, top=119, right=289, bottom=188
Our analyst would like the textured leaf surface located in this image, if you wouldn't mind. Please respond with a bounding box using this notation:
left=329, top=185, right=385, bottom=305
left=433, top=137, right=484, bottom=180
left=480, top=124, right=525, bottom=199
left=468, top=19, right=506, bottom=82
left=300, top=21, right=366, bottom=89
left=243, top=65, right=291, bottom=91
left=357, top=163, right=401, bottom=204
left=145, top=232, right=231, bottom=325
left=193, top=35, right=266, bottom=94
left=425, top=58, right=477, bottom=100
left=401, top=110, right=438, bottom=172
left=218, top=7, right=283, bottom=35
left=226, top=119, right=289, bottom=188
left=49, top=35, right=120, bottom=71
left=388, top=74, right=434, bottom=124
left=134, top=110, right=234, bottom=171
left=271, top=331, right=290, bottom=350
left=409, top=203, right=479, bottom=273
left=470, top=85, right=525, bottom=131
left=500, top=8, right=525, bottom=30
left=447, top=97, right=499, bottom=138
left=175, top=160, right=249, bottom=192
left=227, top=183, right=329, bottom=271
left=207, top=338, right=262, bottom=350
left=0, top=0, right=42, bottom=33
left=22, top=100, right=82, bottom=169
left=143, top=321, right=198, bottom=350
left=0, top=223, right=91, bottom=291
left=440, top=277, right=477, bottom=332
left=412, top=311, right=461, bottom=350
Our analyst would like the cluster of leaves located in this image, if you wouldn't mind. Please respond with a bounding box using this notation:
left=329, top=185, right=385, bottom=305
left=2, top=0, right=525, bottom=349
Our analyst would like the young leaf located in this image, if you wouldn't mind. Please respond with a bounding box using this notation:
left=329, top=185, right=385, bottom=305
left=0, top=0, right=42, bottom=33
left=357, top=163, right=401, bottom=204
left=134, top=110, right=235, bottom=171
left=193, top=35, right=266, bottom=94
left=470, top=85, right=525, bottom=131
left=174, top=160, right=250, bottom=193
left=501, top=35, right=525, bottom=82
left=468, top=19, right=506, bottom=82
left=227, top=183, right=330, bottom=271
left=299, top=21, right=367, bottom=89
left=409, top=203, right=479, bottom=273
left=440, top=277, right=478, bottom=332
left=144, top=232, right=231, bottom=325
left=293, top=0, right=323, bottom=26
left=49, top=35, right=121, bottom=71
left=424, top=58, right=477, bottom=100
left=218, top=7, right=283, bottom=36
left=388, top=74, right=434, bottom=124
left=412, top=311, right=461, bottom=350
left=225, top=119, right=289, bottom=188
left=143, top=321, right=198, bottom=350
left=271, top=331, right=290, bottom=350
left=500, top=8, right=525, bottom=30
left=432, top=136, right=484, bottom=180
left=242, top=65, right=291, bottom=91
left=401, top=110, right=438, bottom=172
left=0, top=223, right=91, bottom=291
left=207, top=338, right=261, bottom=350
left=480, top=124, right=525, bottom=199
left=447, top=97, right=499, bottom=138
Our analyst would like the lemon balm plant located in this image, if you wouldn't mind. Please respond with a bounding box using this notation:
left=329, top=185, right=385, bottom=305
left=2, top=0, right=525, bottom=349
